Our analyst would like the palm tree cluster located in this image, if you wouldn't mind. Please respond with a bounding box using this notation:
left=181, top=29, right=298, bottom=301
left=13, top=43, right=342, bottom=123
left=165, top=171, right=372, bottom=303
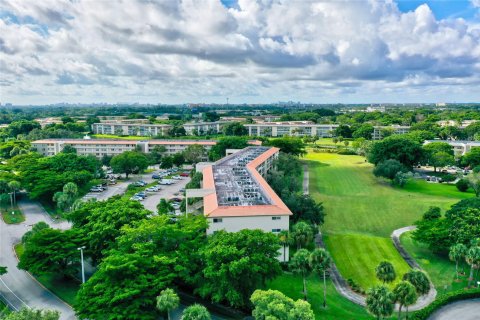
left=449, top=241, right=480, bottom=288
left=156, top=288, right=211, bottom=320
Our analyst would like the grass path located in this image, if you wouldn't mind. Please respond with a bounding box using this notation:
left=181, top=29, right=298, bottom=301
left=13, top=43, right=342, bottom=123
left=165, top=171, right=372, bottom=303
left=305, top=152, right=473, bottom=290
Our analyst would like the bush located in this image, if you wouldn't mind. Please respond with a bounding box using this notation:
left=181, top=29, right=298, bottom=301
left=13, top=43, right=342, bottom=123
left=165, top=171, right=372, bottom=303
left=337, top=149, right=357, bottom=155
left=347, top=278, right=365, bottom=295
left=456, top=179, right=469, bottom=192
left=409, top=288, right=480, bottom=320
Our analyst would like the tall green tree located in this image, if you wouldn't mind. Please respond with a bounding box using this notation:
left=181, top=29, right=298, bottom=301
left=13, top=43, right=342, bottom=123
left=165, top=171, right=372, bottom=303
left=467, top=172, right=480, bottom=197
left=250, top=289, right=314, bottom=320
left=7, top=180, right=21, bottom=205
left=157, top=198, right=174, bottom=215
left=183, top=145, right=206, bottom=164
left=367, top=135, right=424, bottom=168
left=375, top=261, right=396, bottom=284
left=309, top=248, right=331, bottom=308
left=393, top=281, right=417, bottom=320
left=290, top=249, right=312, bottom=301
left=267, top=137, right=306, bottom=157
left=373, top=159, right=408, bottom=181
left=462, top=148, right=480, bottom=168
left=199, top=229, right=281, bottom=308
left=278, top=230, right=290, bottom=263
left=449, top=243, right=467, bottom=280
left=208, top=136, right=248, bottom=160
left=466, top=246, right=480, bottom=287
left=223, top=122, right=248, bottom=136
left=110, top=151, right=149, bottom=178
left=366, top=285, right=394, bottom=320
left=290, top=221, right=314, bottom=249
left=156, top=288, right=180, bottom=320
left=403, top=270, right=430, bottom=296
left=181, top=304, right=211, bottom=320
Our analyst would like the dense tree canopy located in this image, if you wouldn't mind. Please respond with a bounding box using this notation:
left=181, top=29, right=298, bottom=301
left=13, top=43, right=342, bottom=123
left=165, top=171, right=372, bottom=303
left=208, top=136, right=248, bottom=160
left=183, top=144, right=206, bottom=164
left=266, top=137, right=306, bottom=157
left=250, top=289, right=314, bottom=320
left=373, top=159, right=408, bottom=181
left=367, top=135, right=424, bottom=167
left=111, top=151, right=149, bottom=178
left=223, top=122, right=248, bottom=136
left=4, top=308, right=59, bottom=320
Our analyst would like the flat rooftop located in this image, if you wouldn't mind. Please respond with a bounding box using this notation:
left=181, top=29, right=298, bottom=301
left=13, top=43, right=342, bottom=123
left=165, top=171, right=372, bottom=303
left=203, top=146, right=292, bottom=218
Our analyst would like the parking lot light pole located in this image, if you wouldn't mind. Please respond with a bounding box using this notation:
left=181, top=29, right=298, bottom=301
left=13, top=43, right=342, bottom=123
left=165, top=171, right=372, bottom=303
left=78, top=246, right=86, bottom=284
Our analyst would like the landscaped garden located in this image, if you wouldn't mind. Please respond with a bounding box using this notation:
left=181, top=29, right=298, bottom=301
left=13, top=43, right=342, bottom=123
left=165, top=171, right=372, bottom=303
left=1, top=206, right=25, bottom=224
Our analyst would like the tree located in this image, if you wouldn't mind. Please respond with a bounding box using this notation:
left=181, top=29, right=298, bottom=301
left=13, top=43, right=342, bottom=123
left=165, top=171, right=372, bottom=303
left=467, top=172, right=480, bottom=197
left=208, top=137, right=248, bottom=161
left=53, top=182, right=78, bottom=212
left=290, top=249, right=312, bottom=300
left=61, top=144, right=77, bottom=154
left=202, top=111, right=220, bottom=122
left=449, top=243, right=467, bottom=280
left=456, top=179, right=469, bottom=192
left=157, top=199, right=174, bottom=215
left=22, top=221, right=50, bottom=244
left=199, top=229, right=281, bottom=308
left=150, top=145, right=167, bottom=164
left=160, top=155, right=174, bottom=169
left=309, top=248, right=331, bottom=308
left=156, top=288, right=180, bottom=320
left=375, top=261, right=396, bottom=284
left=183, top=145, right=206, bottom=164
left=403, top=269, right=430, bottom=295
left=267, top=137, right=306, bottom=157
left=393, top=281, right=417, bottom=320
left=353, top=124, right=374, bottom=140
left=367, top=135, right=424, bottom=168
left=172, top=152, right=185, bottom=167
left=110, top=151, right=149, bottom=178
left=4, top=308, right=59, bottom=320
left=334, top=124, right=352, bottom=138
left=290, top=221, right=314, bottom=249
left=223, top=122, right=248, bottom=136
left=462, top=148, right=480, bottom=168
left=423, top=142, right=454, bottom=172
left=373, top=159, right=408, bottom=181
left=282, top=193, right=325, bottom=226
left=8, top=180, right=21, bottom=205
left=366, top=285, right=394, bottom=320
left=18, top=228, right=80, bottom=278
left=466, top=246, right=480, bottom=287
left=250, top=289, right=314, bottom=320
left=0, top=266, right=6, bottom=275
left=181, top=304, right=211, bottom=320
left=278, top=230, right=289, bottom=263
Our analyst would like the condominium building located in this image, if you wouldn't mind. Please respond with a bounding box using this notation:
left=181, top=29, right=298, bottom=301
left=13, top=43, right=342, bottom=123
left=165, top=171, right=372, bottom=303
left=372, top=125, right=410, bottom=140
left=202, top=146, right=292, bottom=261
left=91, top=122, right=172, bottom=136
left=183, top=121, right=229, bottom=135
left=437, top=120, right=478, bottom=129
left=424, top=140, right=480, bottom=157
left=245, top=121, right=338, bottom=137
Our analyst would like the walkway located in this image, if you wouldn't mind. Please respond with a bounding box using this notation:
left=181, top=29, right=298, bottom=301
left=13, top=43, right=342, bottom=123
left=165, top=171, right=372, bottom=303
left=302, top=163, right=309, bottom=195
left=428, top=299, right=480, bottom=320
left=0, top=200, right=75, bottom=320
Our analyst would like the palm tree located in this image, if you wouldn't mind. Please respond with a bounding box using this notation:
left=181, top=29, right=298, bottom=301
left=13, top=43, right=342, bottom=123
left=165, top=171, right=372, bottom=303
left=278, top=230, right=290, bottom=262
left=366, top=285, right=394, bottom=320
left=181, top=304, right=211, bottom=320
left=393, top=281, right=417, bottom=320
left=375, top=261, right=396, bottom=285
left=290, top=222, right=313, bottom=249
left=8, top=181, right=21, bottom=206
left=290, top=249, right=312, bottom=300
left=466, top=246, right=480, bottom=288
left=156, top=288, right=180, bottom=320
left=309, top=248, right=331, bottom=308
left=449, top=243, right=467, bottom=281
left=403, top=269, right=430, bottom=296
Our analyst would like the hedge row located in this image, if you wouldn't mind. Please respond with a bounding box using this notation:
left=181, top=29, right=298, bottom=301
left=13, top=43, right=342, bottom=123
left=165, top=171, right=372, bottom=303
left=410, top=288, right=480, bottom=320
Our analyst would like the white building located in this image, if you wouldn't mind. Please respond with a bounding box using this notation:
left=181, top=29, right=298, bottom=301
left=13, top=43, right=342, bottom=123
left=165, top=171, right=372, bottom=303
left=202, top=146, right=292, bottom=261
left=424, top=140, right=480, bottom=157
left=437, top=120, right=478, bottom=129
left=372, top=125, right=410, bottom=140
left=92, top=122, right=172, bottom=136
left=245, top=121, right=338, bottom=137
left=183, top=121, right=229, bottom=135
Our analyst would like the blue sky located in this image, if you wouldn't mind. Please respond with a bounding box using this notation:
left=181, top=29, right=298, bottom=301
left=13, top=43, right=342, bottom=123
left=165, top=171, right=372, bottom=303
left=1, top=0, right=479, bottom=105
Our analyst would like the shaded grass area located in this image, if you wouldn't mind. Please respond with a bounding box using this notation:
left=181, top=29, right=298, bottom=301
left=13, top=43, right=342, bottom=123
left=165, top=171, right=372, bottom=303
left=268, top=273, right=372, bottom=320
left=400, top=179, right=474, bottom=199
left=1, top=205, right=25, bottom=224
left=304, top=152, right=472, bottom=292
left=400, top=232, right=469, bottom=293
left=14, top=244, right=79, bottom=306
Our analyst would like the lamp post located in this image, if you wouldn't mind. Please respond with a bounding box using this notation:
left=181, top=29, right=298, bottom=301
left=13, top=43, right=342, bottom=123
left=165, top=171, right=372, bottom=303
left=77, top=246, right=86, bottom=284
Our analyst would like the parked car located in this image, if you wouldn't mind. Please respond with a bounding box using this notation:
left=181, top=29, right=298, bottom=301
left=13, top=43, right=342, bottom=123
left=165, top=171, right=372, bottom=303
left=90, top=187, right=103, bottom=192
left=152, top=174, right=161, bottom=179
left=170, top=197, right=182, bottom=203
left=180, top=172, right=190, bottom=177
left=130, top=196, right=143, bottom=201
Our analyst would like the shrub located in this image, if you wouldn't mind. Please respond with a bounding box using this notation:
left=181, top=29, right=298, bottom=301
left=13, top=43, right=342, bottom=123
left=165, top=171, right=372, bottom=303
left=337, top=149, right=357, bottom=155
left=347, top=278, right=365, bottom=295
left=456, top=179, right=469, bottom=192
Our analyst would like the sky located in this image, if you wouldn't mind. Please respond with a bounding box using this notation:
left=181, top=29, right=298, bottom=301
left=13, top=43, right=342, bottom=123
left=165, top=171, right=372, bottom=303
left=0, top=0, right=479, bottom=105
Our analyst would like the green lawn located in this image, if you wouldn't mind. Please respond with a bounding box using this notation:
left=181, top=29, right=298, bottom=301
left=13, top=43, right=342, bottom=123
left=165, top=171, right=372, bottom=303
left=401, top=179, right=474, bottom=199
left=304, top=152, right=473, bottom=292
left=268, top=273, right=372, bottom=320
left=1, top=206, right=25, bottom=224
left=400, top=232, right=469, bottom=294
left=15, top=244, right=79, bottom=306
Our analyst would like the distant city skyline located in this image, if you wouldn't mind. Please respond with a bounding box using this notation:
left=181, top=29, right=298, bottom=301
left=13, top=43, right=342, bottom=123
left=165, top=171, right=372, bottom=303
left=1, top=0, right=479, bottom=104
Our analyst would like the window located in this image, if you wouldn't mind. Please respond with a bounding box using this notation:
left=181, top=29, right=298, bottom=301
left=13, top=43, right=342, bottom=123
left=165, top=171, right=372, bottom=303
left=272, top=216, right=281, bottom=220
left=272, top=229, right=281, bottom=233
left=213, top=218, right=223, bottom=223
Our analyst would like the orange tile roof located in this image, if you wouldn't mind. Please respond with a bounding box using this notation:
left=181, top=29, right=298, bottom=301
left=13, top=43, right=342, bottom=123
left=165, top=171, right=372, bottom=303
left=148, top=140, right=217, bottom=146
left=32, top=139, right=138, bottom=145
left=203, top=147, right=292, bottom=218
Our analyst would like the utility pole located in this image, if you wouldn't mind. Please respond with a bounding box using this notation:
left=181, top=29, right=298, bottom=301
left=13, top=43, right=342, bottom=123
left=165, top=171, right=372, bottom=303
left=78, top=246, right=86, bottom=284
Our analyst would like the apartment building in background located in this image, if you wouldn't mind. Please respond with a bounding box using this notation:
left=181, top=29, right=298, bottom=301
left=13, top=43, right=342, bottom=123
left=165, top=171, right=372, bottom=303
left=424, top=140, right=480, bottom=157
left=245, top=121, right=339, bottom=137
left=183, top=121, right=229, bottom=135
left=372, top=125, right=410, bottom=140
left=202, top=146, right=292, bottom=261
left=91, top=122, right=172, bottom=136
left=437, top=120, right=478, bottom=129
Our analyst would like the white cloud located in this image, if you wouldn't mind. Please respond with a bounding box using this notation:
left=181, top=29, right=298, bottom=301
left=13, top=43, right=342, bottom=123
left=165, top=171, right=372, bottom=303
left=0, top=0, right=479, bottom=104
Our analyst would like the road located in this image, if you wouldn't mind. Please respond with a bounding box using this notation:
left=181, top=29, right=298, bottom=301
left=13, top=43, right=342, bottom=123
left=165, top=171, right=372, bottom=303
left=0, top=200, right=75, bottom=320
left=428, top=299, right=480, bottom=320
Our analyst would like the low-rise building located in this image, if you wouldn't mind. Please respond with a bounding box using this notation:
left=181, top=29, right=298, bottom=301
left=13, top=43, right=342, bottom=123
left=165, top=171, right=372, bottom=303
left=183, top=121, right=228, bottom=135
left=92, top=122, right=172, bottom=136
left=424, top=140, right=480, bottom=157
left=202, top=146, right=291, bottom=261
left=372, top=125, right=410, bottom=140
left=437, top=120, right=478, bottom=129
left=245, top=121, right=338, bottom=137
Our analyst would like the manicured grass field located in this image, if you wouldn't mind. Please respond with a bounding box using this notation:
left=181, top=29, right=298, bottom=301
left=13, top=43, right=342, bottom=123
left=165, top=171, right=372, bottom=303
left=400, top=232, right=469, bottom=293
left=401, top=179, right=474, bottom=199
left=268, top=273, right=372, bottom=320
left=1, top=206, right=25, bottom=224
left=15, top=244, right=79, bottom=305
left=304, top=152, right=473, bottom=292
